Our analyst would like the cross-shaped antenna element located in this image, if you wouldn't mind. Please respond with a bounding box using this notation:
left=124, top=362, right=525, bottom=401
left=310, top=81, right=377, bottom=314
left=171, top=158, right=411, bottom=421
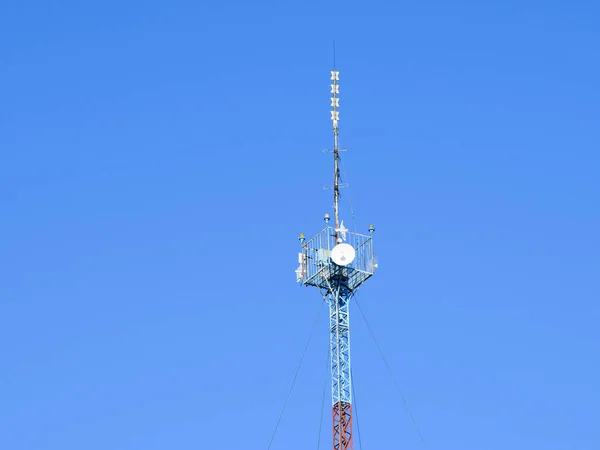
left=335, top=220, right=348, bottom=242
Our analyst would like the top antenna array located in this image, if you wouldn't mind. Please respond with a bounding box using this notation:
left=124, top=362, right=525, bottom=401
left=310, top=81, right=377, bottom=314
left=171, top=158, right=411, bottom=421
left=331, top=70, right=341, bottom=235
left=331, top=70, right=340, bottom=133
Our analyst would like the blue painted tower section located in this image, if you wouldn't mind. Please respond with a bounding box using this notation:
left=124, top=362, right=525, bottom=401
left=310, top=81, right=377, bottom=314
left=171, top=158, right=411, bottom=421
left=328, top=289, right=353, bottom=407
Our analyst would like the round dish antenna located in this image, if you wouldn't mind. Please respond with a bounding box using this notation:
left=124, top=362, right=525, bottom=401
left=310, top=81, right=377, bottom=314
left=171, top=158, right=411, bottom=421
left=331, top=243, right=356, bottom=266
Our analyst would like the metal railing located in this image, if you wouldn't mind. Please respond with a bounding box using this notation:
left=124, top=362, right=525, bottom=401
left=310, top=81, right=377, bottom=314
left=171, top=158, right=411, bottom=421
left=299, top=226, right=375, bottom=291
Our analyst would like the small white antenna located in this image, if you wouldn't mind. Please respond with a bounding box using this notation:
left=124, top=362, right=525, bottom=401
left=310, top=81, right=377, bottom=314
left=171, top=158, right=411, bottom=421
left=335, top=220, right=348, bottom=242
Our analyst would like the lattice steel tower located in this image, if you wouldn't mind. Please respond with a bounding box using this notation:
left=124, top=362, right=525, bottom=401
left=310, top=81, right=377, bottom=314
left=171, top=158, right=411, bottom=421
left=295, top=69, right=377, bottom=450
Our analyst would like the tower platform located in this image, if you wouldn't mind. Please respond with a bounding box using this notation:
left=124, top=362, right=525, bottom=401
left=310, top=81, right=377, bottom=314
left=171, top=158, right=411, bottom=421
left=297, top=225, right=376, bottom=292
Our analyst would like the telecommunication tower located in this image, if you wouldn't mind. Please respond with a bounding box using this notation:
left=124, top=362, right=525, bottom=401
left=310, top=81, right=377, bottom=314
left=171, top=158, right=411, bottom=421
left=295, top=69, right=377, bottom=450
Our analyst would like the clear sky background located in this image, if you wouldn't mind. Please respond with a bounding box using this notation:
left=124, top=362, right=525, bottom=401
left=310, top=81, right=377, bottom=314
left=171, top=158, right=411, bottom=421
left=1, top=1, right=599, bottom=449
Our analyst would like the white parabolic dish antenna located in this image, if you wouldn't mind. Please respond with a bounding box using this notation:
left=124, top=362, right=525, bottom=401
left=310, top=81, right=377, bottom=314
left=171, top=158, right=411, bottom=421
left=331, top=243, right=356, bottom=266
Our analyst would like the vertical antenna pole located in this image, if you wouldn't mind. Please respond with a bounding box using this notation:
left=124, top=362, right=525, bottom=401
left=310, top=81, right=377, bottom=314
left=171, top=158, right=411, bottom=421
left=331, top=64, right=341, bottom=237
left=329, top=59, right=353, bottom=450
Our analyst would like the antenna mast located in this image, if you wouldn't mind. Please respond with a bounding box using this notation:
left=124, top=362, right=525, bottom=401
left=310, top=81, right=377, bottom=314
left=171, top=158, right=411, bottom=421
left=331, top=66, right=341, bottom=235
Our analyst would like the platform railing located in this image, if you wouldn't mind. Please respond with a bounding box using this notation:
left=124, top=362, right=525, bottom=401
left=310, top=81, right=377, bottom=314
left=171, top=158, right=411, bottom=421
left=299, top=226, right=375, bottom=290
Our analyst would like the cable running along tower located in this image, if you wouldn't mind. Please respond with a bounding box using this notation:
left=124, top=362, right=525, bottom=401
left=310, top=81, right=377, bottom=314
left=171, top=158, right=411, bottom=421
left=295, top=69, right=377, bottom=450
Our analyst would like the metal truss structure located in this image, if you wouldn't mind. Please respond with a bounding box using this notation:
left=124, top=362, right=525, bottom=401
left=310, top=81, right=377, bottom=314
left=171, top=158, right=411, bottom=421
left=295, top=68, right=377, bottom=450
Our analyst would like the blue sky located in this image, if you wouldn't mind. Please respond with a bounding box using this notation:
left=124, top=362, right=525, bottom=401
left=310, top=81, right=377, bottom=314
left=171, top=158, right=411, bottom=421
left=1, top=1, right=599, bottom=449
